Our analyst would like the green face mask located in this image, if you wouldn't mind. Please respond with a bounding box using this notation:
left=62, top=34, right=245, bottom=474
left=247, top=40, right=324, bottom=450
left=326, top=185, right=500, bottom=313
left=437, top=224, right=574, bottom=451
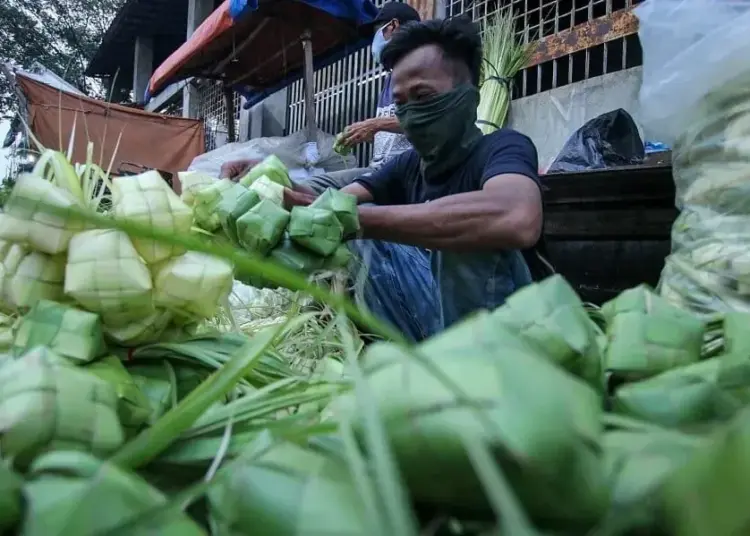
left=395, top=84, right=483, bottom=179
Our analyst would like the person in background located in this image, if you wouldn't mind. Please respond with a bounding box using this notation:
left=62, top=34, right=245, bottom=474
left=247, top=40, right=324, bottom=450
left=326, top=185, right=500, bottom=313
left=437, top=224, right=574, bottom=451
left=220, top=2, right=421, bottom=193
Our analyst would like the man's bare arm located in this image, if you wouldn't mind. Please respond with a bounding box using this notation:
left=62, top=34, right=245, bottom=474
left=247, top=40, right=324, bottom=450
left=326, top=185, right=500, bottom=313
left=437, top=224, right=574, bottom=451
left=355, top=174, right=542, bottom=251
left=372, top=116, right=403, bottom=134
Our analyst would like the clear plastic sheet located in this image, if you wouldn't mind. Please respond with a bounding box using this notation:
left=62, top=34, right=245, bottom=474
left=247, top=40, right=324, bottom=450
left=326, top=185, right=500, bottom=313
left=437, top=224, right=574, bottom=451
left=187, top=129, right=357, bottom=180
left=637, top=0, right=750, bottom=314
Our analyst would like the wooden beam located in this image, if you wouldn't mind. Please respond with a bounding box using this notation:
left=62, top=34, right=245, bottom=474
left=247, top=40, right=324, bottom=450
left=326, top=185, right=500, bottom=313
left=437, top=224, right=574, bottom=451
left=526, top=8, right=639, bottom=68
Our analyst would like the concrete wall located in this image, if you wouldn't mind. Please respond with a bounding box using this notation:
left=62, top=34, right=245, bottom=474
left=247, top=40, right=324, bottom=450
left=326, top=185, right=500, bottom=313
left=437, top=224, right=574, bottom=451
left=507, top=67, right=647, bottom=170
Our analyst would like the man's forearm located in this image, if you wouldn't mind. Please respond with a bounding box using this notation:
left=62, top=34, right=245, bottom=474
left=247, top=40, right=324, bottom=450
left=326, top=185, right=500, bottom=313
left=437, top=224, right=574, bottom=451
left=374, top=116, right=403, bottom=134
left=357, top=192, right=538, bottom=251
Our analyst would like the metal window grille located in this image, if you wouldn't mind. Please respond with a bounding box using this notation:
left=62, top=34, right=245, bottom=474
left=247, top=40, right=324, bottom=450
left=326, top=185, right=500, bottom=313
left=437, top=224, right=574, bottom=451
left=198, top=81, right=242, bottom=151
left=287, top=0, right=396, bottom=167
left=446, top=0, right=644, bottom=99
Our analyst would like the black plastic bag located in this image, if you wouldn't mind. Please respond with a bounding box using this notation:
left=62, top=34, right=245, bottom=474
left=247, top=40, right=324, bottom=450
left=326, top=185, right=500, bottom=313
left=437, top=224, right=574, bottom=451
left=547, top=109, right=644, bottom=173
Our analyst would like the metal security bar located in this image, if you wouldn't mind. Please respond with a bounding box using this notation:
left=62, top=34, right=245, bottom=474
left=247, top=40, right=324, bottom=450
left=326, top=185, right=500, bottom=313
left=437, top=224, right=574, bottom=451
left=198, top=81, right=242, bottom=151
left=446, top=0, right=644, bottom=98
left=287, top=0, right=395, bottom=166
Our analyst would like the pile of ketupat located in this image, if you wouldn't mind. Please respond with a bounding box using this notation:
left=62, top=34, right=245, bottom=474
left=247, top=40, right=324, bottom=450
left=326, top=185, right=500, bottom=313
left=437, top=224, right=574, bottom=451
left=2, top=147, right=750, bottom=535
left=181, top=154, right=358, bottom=288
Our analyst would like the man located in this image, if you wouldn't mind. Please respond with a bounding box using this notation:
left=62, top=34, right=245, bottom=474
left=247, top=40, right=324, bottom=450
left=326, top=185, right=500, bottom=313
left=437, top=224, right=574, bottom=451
left=220, top=2, right=421, bottom=192
left=286, top=17, right=543, bottom=340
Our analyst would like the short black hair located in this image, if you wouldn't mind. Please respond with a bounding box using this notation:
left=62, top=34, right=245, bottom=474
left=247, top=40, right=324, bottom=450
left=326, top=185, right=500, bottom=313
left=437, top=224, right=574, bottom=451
left=380, top=16, right=482, bottom=87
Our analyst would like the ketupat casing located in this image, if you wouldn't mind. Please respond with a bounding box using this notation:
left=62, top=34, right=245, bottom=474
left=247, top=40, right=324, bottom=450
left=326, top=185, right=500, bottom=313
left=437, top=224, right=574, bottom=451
left=0, top=174, right=84, bottom=255
left=235, top=199, right=290, bottom=255
left=153, top=251, right=233, bottom=321
left=0, top=348, right=124, bottom=467
left=178, top=170, right=215, bottom=206
left=0, top=460, right=22, bottom=532
left=602, top=285, right=704, bottom=380
left=334, top=315, right=609, bottom=529
left=238, top=154, right=291, bottom=188
left=64, top=229, right=154, bottom=327
left=270, top=236, right=326, bottom=274
left=491, top=275, right=604, bottom=390
left=12, top=299, right=106, bottom=364
left=288, top=207, right=344, bottom=257
left=248, top=175, right=285, bottom=206
left=5, top=251, right=66, bottom=310
left=194, top=178, right=239, bottom=232
left=84, top=355, right=152, bottom=433
left=218, top=189, right=260, bottom=246
left=208, top=440, right=368, bottom=536
left=310, top=188, right=360, bottom=237
left=20, top=451, right=206, bottom=536
left=659, top=407, right=750, bottom=536
left=103, top=309, right=173, bottom=347
left=111, top=170, right=193, bottom=264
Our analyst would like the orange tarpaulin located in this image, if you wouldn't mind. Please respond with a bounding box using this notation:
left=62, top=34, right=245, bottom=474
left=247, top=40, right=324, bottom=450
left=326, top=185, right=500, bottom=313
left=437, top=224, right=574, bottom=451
left=17, top=74, right=205, bottom=174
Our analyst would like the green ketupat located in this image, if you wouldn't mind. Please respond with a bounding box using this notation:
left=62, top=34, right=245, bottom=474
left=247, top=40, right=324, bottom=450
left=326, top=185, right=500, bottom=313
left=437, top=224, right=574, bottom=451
left=0, top=173, right=83, bottom=255
left=236, top=199, right=290, bottom=255
left=111, top=170, right=193, bottom=264
left=20, top=451, right=206, bottom=536
left=207, top=440, right=368, bottom=536
left=602, top=285, right=705, bottom=380
left=269, top=236, right=326, bottom=275
left=218, top=189, right=261, bottom=246
left=102, top=309, right=174, bottom=347
left=5, top=251, right=66, bottom=310
left=310, top=188, right=360, bottom=236
left=178, top=170, right=215, bottom=206
left=0, top=348, right=124, bottom=467
left=238, top=155, right=291, bottom=188
left=12, top=300, right=106, bottom=364
left=288, top=207, right=344, bottom=257
left=0, top=460, right=22, bottom=532
left=194, top=179, right=245, bottom=232
left=249, top=175, right=285, bottom=206
left=153, top=251, right=233, bottom=322
left=335, top=313, right=609, bottom=530
left=64, top=229, right=153, bottom=327
left=491, top=275, right=604, bottom=389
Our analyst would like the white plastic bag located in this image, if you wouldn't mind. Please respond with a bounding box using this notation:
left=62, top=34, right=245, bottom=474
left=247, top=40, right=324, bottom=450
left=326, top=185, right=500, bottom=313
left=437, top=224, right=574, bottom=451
left=187, top=129, right=356, bottom=179
left=638, top=0, right=750, bottom=313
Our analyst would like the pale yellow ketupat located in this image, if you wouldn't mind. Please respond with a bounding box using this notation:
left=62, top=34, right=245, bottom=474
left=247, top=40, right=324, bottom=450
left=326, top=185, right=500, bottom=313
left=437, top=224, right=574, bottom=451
left=153, top=251, right=234, bottom=322
left=248, top=175, right=285, bottom=206
left=0, top=174, right=84, bottom=255
left=112, top=170, right=193, bottom=264
left=64, top=229, right=154, bottom=327
left=6, top=251, right=66, bottom=309
left=178, top=170, right=215, bottom=207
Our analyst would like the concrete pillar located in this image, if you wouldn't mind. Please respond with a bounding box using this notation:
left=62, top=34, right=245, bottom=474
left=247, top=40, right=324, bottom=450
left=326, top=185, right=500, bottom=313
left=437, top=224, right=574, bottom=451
left=182, top=0, right=214, bottom=118
left=238, top=97, right=252, bottom=141
left=133, top=36, right=153, bottom=104
left=261, top=88, right=289, bottom=137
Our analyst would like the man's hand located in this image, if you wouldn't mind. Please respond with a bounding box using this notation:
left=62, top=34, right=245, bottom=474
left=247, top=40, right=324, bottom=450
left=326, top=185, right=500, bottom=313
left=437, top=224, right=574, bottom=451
left=219, top=159, right=260, bottom=181
left=341, top=119, right=379, bottom=146
left=283, top=188, right=316, bottom=210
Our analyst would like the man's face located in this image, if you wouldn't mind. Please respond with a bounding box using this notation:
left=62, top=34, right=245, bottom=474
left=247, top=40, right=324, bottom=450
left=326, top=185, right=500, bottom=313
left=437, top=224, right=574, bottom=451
left=391, top=44, right=456, bottom=106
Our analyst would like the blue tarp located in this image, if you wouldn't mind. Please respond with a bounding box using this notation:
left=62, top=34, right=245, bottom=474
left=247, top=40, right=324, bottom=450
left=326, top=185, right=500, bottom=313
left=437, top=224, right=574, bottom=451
left=230, top=0, right=378, bottom=108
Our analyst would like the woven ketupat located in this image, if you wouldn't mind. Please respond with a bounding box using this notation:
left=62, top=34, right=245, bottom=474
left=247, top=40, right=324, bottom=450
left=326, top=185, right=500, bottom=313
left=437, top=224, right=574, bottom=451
left=112, top=170, right=193, bottom=264
left=322, top=243, right=354, bottom=270
left=311, top=188, right=360, bottom=236
left=103, top=309, right=173, bottom=347
left=334, top=317, right=608, bottom=529
left=194, top=178, right=238, bottom=231
left=0, top=348, right=124, bottom=467
left=21, top=451, right=206, bottom=536
left=249, top=175, right=285, bottom=206
left=64, top=229, right=153, bottom=327
left=0, top=460, right=22, bottom=532
left=0, top=174, right=83, bottom=255
left=602, top=285, right=704, bottom=380
left=270, top=236, right=326, bottom=274
left=208, top=440, right=368, bottom=535
left=178, top=170, right=215, bottom=206
left=153, top=251, right=233, bottom=321
left=238, top=155, right=291, bottom=188
left=288, top=207, right=344, bottom=256
left=13, top=300, right=105, bottom=364
left=0, top=243, right=27, bottom=308
left=491, top=275, right=603, bottom=390
left=236, top=199, right=290, bottom=255
left=218, top=189, right=260, bottom=246
left=6, top=251, right=66, bottom=309
left=613, top=357, right=750, bottom=428
left=84, top=356, right=152, bottom=432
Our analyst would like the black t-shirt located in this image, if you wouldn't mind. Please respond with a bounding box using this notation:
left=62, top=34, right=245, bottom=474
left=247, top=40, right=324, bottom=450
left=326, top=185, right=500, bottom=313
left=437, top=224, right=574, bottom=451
left=353, top=128, right=542, bottom=328
left=355, top=128, right=540, bottom=204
